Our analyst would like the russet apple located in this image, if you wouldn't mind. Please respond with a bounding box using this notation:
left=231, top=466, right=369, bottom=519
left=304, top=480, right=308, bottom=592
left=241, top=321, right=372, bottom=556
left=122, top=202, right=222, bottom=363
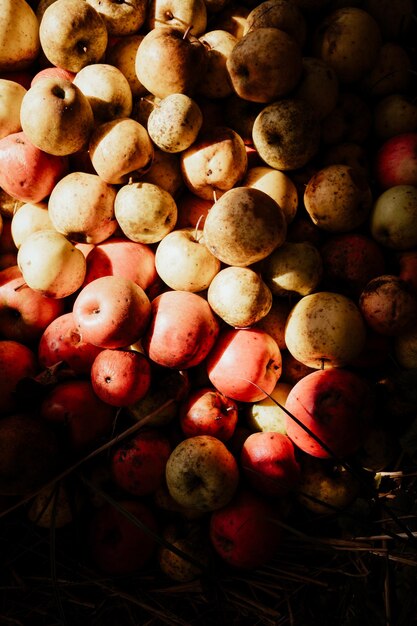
left=147, top=93, right=203, bottom=153
left=142, top=290, right=220, bottom=369
left=72, top=275, right=151, bottom=349
left=359, top=274, right=417, bottom=336
left=165, top=435, right=239, bottom=512
left=206, top=327, right=282, bottom=403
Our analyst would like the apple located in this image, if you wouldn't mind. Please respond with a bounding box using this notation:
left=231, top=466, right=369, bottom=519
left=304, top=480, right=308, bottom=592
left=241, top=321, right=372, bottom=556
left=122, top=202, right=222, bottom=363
left=227, top=27, right=302, bottom=103
left=31, top=67, right=76, bottom=86
left=86, top=0, right=147, bottom=36
left=245, top=0, right=307, bottom=46
left=83, top=236, right=158, bottom=293
left=320, top=233, right=386, bottom=298
left=105, top=34, right=147, bottom=98
left=47, top=171, right=118, bottom=245
left=254, top=297, right=292, bottom=351
left=397, top=249, right=417, bottom=294
left=284, top=291, right=367, bottom=369
left=147, top=0, right=208, bottom=36
left=165, top=435, right=239, bottom=512
left=0, top=0, right=40, bottom=73
left=0, top=78, right=26, bottom=140
left=240, top=431, right=301, bottom=497
left=0, top=412, right=61, bottom=496
left=281, top=351, right=315, bottom=386
left=245, top=381, right=293, bottom=433
left=40, top=378, right=116, bottom=453
left=72, top=63, right=133, bottom=124
left=207, top=266, right=273, bottom=328
left=111, top=428, right=172, bottom=496
left=370, top=185, right=417, bottom=250
left=261, top=241, right=323, bottom=297
left=72, top=275, right=151, bottom=349
left=0, top=264, right=65, bottom=345
left=242, top=166, right=298, bottom=225
left=180, top=126, right=248, bottom=200
left=158, top=521, right=211, bottom=582
left=0, top=131, right=68, bottom=204
left=38, top=311, right=103, bottom=375
left=11, top=201, right=53, bottom=249
left=206, top=327, right=282, bottom=403
left=115, top=181, right=177, bottom=245
left=375, top=133, right=417, bottom=190
left=321, top=91, right=372, bottom=147
left=179, top=386, right=238, bottom=441
left=373, top=94, right=417, bottom=142
left=304, top=164, right=373, bottom=233
left=88, top=499, right=158, bottom=575
left=17, top=230, right=87, bottom=299
left=147, top=93, right=203, bottom=153
left=175, top=192, right=212, bottom=228
left=197, top=29, right=237, bottom=99
left=142, top=290, right=220, bottom=369
left=361, top=42, right=411, bottom=99
left=138, top=148, right=184, bottom=198
left=211, top=3, right=250, bottom=39
left=20, top=77, right=94, bottom=156
left=394, top=326, right=417, bottom=370
left=359, top=274, right=417, bottom=336
left=322, top=142, right=370, bottom=179
left=285, top=368, right=374, bottom=459
left=209, top=488, right=282, bottom=569
left=155, top=227, right=221, bottom=292
left=0, top=339, right=38, bottom=416
left=294, top=56, right=339, bottom=121
left=27, top=481, right=74, bottom=529
left=39, top=0, right=108, bottom=73
left=203, top=187, right=287, bottom=267
left=135, top=26, right=208, bottom=99
left=90, top=348, right=152, bottom=407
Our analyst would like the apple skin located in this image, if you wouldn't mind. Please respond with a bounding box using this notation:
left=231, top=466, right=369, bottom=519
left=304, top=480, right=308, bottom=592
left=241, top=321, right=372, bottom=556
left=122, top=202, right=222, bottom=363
left=209, top=488, right=282, bottom=569
left=240, top=432, right=301, bottom=497
left=142, top=290, right=220, bottom=370
left=0, top=340, right=38, bottom=416
left=111, top=428, right=172, bottom=496
left=38, top=311, right=103, bottom=375
left=40, top=379, right=116, bottom=453
left=82, top=236, right=158, bottom=294
left=31, top=67, right=76, bottom=86
left=206, top=327, right=282, bottom=403
left=0, top=131, right=68, bottom=203
left=285, top=368, right=374, bottom=459
left=0, top=264, right=65, bottom=346
left=91, top=348, right=152, bottom=407
left=398, top=249, right=417, bottom=294
left=375, top=133, right=417, bottom=190
left=87, top=499, right=158, bottom=575
left=73, top=276, right=151, bottom=349
left=179, top=386, right=238, bottom=442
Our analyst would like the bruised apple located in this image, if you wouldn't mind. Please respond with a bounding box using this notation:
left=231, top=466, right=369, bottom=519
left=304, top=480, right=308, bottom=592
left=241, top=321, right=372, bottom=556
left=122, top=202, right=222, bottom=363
left=206, top=327, right=282, bottom=403
left=142, top=290, right=219, bottom=370
left=285, top=368, right=374, bottom=459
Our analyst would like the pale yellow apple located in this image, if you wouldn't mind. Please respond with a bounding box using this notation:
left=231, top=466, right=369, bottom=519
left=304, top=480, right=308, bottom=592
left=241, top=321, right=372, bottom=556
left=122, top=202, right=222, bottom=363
left=147, top=94, right=203, bottom=153
left=242, top=166, right=298, bottom=224
left=246, top=381, right=293, bottom=433
left=255, top=297, right=292, bottom=351
left=86, top=0, right=147, bottom=36
left=207, top=266, right=273, bottom=328
left=147, top=0, right=208, bottom=36
left=89, top=118, right=154, bottom=185
left=198, top=29, right=237, bottom=99
left=285, top=291, right=367, bottom=369
left=115, top=182, right=177, bottom=244
left=17, top=229, right=86, bottom=298
left=0, top=79, right=26, bottom=140
left=0, top=0, right=40, bottom=72
left=48, top=172, right=118, bottom=244
left=11, top=202, right=53, bottom=249
left=139, top=149, right=184, bottom=197
left=105, top=35, right=147, bottom=98
left=73, top=63, right=133, bottom=124
left=39, top=0, right=108, bottom=73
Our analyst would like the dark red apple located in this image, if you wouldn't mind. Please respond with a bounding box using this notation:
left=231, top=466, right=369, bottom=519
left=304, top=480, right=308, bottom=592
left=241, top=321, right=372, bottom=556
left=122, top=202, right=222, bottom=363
left=375, top=132, right=417, bottom=189
left=179, top=386, right=238, bottom=441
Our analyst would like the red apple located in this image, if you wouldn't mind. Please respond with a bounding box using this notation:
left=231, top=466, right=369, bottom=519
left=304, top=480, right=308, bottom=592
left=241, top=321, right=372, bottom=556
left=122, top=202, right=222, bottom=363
left=0, top=339, right=38, bottom=415
left=72, top=275, right=151, bottom=349
left=240, top=432, right=301, bottom=497
left=40, top=379, right=116, bottom=453
left=142, top=290, right=220, bottom=370
left=111, top=428, right=172, bottom=496
left=179, top=386, right=238, bottom=441
left=0, top=71, right=33, bottom=90
left=83, top=236, right=158, bottom=294
left=38, top=311, right=103, bottom=375
left=206, top=327, right=282, bottom=403
left=175, top=192, right=212, bottom=229
left=88, top=499, right=158, bottom=575
left=285, top=368, right=374, bottom=459
left=209, top=488, right=282, bottom=569
left=91, top=348, right=152, bottom=407
left=0, top=265, right=65, bottom=345
left=31, top=67, right=76, bottom=86
left=375, top=132, right=417, bottom=189
left=397, top=249, right=417, bottom=294
left=0, top=131, right=68, bottom=203
left=320, top=233, right=386, bottom=298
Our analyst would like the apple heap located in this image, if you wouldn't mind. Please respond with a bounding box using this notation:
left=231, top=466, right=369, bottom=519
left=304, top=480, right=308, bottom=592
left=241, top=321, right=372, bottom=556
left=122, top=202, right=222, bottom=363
left=0, top=0, right=416, bottom=585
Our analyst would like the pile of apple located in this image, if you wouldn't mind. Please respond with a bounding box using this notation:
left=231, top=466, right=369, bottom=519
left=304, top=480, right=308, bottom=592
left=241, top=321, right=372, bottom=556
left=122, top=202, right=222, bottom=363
left=0, top=0, right=417, bottom=584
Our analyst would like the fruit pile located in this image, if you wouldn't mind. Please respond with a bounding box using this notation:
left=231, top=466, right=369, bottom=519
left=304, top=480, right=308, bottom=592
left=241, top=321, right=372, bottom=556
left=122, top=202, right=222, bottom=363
left=1, top=0, right=417, bottom=623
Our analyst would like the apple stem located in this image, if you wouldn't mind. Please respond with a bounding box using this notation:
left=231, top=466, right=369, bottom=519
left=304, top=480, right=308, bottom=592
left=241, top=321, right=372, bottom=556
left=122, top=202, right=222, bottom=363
left=212, top=190, right=218, bottom=204
left=183, top=25, right=193, bottom=39
left=140, top=96, right=158, bottom=109
left=14, top=281, right=27, bottom=292
left=194, top=214, right=204, bottom=241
